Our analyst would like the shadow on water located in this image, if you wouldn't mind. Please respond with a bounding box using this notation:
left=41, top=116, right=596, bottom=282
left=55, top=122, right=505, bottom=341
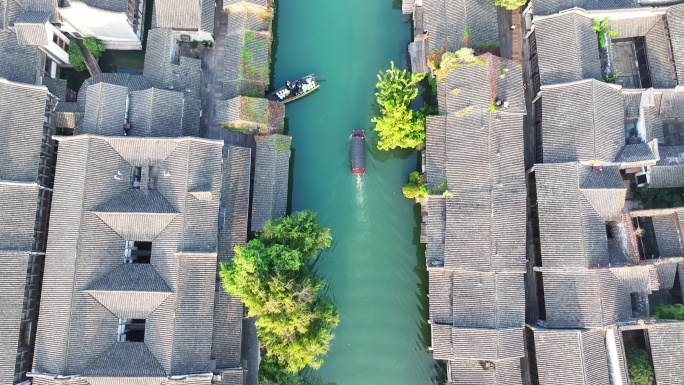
left=287, top=144, right=295, bottom=215
left=268, top=0, right=279, bottom=92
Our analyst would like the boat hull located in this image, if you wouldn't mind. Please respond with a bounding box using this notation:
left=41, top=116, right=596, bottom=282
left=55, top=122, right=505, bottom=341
left=351, top=130, right=365, bottom=175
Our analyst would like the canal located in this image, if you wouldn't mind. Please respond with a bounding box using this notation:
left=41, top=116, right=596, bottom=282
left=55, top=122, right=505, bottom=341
left=272, top=1, right=440, bottom=384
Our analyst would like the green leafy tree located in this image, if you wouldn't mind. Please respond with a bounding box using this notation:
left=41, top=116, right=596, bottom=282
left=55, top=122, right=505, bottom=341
left=652, top=303, right=684, bottom=320
left=68, top=38, right=104, bottom=72
left=495, top=0, right=527, bottom=10
left=591, top=16, right=619, bottom=49
left=625, top=344, right=655, bottom=385
left=220, top=211, right=338, bottom=373
left=260, top=211, right=332, bottom=258
left=634, top=185, right=684, bottom=209
left=372, top=62, right=426, bottom=150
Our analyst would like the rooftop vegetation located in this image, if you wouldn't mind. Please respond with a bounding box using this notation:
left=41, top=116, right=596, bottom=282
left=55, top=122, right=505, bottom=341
left=494, top=0, right=527, bottom=10
left=429, top=48, right=484, bottom=81
left=372, top=62, right=426, bottom=150
left=220, top=211, right=338, bottom=378
left=242, top=30, right=270, bottom=82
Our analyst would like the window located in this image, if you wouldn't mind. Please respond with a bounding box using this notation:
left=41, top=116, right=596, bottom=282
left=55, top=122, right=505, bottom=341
left=117, top=319, right=145, bottom=342
left=624, top=121, right=639, bottom=144
left=218, top=207, right=226, bottom=229
left=124, top=240, right=152, bottom=263
left=148, top=165, right=159, bottom=190
left=131, top=166, right=142, bottom=189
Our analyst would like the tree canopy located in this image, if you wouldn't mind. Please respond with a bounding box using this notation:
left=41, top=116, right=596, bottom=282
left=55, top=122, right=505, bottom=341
left=652, top=303, right=684, bottom=320
left=591, top=16, right=619, bottom=49
left=494, top=0, right=527, bottom=10
left=68, top=38, right=104, bottom=72
left=220, top=211, right=338, bottom=374
left=372, top=62, right=426, bottom=151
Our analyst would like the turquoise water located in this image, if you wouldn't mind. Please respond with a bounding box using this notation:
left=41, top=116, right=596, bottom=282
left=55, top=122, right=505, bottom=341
left=272, top=1, right=440, bottom=384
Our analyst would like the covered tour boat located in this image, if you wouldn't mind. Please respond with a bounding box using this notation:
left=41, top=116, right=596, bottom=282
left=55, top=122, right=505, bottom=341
left=267, top=74, right=319, bottom=104
left=351, top=130, right=365, bottom=174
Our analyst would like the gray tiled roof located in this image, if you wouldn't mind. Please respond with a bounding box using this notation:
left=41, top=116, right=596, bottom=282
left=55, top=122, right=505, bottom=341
left=532, top=0, right=638, bottom=15
left=251, top=134, right=291, bottom=232
left=432, top=324, right=524, bottom=361
left=534, top=12, right=602, bottom=86
left=535, top=163, right=626, bottom=268
left=449, top=358, right=523, bottom=385
left=609, top=14, right=678, bottom=88
left=533, top=328, right=610, bottom=385
left=14, top=11, right=50, bottom=45
left=33, top=135, right=226, bottom=379
left=212, top=146, right=250, bottom=370
left=42, top=76, right=67, bottom=100
left=441, top=53, right=526, bottom=115
left=223, top=0, right=270, bottom=7
left=0, top=251, right=29, bottom=384
left=129, top=88, right=188, bottom=137
left=540, top=80, right=624, bottom=163
left=82, top=0, right=127, bottom=12
left=74, top=72, right=199, bottom=137
left=614, top=143, right=656, bottom=164
left=651, top=145, right=684, bottom=188
left=422, top=0, right=498, bottom=51
left=649, top=321, right=684, bottom=385
left=215, top=96, right=284, bottom=132
left=82, top=342, right=167, bottom=377
left=541, top=260, right=683, bottom=330
left=217, top=146, right=251, bottom=264
left=0, top=182, right=39, bottom=384
left=152, top=0, right=213, bottom=32
left=668, top=4, right=684, bottom=85
left=428, top=270, right=525, bottom=329
left=439, top=109, right=527, bottom=272
left=144, top=29, right=202, bottom=99
left=223, top=10, right=270, bottom=99
left=542, top=269, right=632, bottom=328
left=0, top=30, right=41, bottom=84
left=425, top=116, right=446, bottom=188
left=0, top=78, right=49, bottom=182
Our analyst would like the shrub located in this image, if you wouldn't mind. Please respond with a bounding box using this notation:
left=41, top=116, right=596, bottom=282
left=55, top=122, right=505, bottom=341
left=221, top=212, right=338, bottom=373
left=402, top=183, right=424, bottom=199
left=372, top=62, right=426, bottom=150
left=495, top=0, right=527, bottom=10
left=68, top=38, right=104, bottom=72
left=603, top=72, right=618, bottom=83
left=434, top=48, right=480, bottom=80
left=652, top=303, right=684, bottom=320
left=625, top=344, right=655, bottom=385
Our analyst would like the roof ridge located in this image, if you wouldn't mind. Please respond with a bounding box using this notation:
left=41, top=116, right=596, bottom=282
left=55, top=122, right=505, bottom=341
left=63, top=136, right=93, bottom=372
left=575, top=164, right=589, bottom=267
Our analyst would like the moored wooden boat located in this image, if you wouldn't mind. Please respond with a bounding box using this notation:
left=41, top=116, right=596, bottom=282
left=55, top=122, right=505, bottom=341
left=351, top=130, right=365, bottom=174
left=267, top=74, right=319, bottom=104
